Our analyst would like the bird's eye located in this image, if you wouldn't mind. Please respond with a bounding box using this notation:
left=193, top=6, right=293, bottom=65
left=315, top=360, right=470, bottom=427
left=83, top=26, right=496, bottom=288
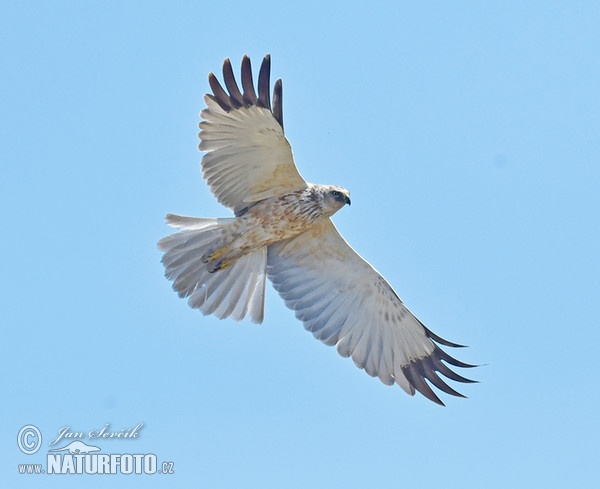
left=331, top=190, right=341, bottom=198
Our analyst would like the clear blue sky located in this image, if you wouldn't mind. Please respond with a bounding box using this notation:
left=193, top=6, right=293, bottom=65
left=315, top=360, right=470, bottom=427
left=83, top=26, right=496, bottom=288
left=2, top=1, right=599, bottom=488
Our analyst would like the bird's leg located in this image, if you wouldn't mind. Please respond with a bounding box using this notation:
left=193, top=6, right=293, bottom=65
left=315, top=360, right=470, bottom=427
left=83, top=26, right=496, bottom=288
left=202, top=246, right=228, bottom=263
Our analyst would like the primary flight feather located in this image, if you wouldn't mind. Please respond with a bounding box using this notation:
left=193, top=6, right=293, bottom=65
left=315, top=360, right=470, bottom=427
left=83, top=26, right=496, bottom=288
left=158, top=54, right=476, bottom=405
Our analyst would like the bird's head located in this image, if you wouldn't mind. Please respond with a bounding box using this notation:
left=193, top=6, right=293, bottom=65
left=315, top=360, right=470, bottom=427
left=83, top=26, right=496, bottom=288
left=321, top=185, right=351, bottom=213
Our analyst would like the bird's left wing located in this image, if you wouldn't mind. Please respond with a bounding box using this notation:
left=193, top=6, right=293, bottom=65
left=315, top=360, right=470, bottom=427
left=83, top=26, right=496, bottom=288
left=199, top=55, right=307, bottom=215
left=267, top=220, right=476, bottom=405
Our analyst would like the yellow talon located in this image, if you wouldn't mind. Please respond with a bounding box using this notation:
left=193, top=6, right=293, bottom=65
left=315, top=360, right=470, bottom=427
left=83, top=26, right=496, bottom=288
left=208, top=247, right=227, bottom=261
left=219, top=261, right=232, bottom=271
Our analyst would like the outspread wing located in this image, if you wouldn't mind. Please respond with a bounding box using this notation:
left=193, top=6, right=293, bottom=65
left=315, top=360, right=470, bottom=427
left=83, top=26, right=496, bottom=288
left=199, top=55, right=307, bottom=215
left=267, top=220, right=476, bottom=405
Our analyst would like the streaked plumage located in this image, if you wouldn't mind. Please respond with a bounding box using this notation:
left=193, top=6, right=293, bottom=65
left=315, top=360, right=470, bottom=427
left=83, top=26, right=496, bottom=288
left=158, top=55, right=476, bottom=405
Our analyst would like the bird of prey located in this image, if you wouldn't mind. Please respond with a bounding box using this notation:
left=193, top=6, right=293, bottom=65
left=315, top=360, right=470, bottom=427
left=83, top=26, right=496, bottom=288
left=158, top=55, right=476, bottom=405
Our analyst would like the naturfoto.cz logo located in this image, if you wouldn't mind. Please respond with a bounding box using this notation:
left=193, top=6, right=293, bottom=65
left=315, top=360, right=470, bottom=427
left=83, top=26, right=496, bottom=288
left=17, top=423, right=175, bottom=476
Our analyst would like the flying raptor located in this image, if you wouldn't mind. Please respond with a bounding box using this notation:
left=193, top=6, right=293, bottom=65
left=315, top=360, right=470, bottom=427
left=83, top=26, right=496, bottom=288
left=158, top=55, right=476, bottom=405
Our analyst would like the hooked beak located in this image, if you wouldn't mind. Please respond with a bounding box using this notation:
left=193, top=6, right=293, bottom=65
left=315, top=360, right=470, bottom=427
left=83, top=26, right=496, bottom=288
left=345, top=195, right=351, bottom=206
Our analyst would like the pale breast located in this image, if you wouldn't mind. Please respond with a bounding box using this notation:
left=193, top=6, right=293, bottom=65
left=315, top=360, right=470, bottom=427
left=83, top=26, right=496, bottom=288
left=233, top=190, right=324, bottom=249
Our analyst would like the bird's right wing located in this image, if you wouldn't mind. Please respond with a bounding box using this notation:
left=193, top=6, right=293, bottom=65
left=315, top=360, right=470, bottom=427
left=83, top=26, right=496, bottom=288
left=199, top=55, right=307, bottom=215
left=267, top=219, right=476, bottom=405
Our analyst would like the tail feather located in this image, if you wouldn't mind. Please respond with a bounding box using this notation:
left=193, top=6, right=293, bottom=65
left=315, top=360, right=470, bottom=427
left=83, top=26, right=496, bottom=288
left=196, top=248, right=267, bottom=322
left=158, top=214, right=266, bottom=323
left=164, top=213, right=219, bottom=230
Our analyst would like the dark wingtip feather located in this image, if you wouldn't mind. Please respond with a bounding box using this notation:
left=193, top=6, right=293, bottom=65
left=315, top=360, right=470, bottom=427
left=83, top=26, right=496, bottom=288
left=273, top=78, right=283, bottom=130
left=431, top=352, right=478, bottom=384
left=400, top=330, right=479, bottom=404
left=241, top=55, right=258, bottom=105
left=422, top=324, right=468, bottom=348
left=206, top=55, right=284, bottom=130
left=257, top=54, right=271, bottom=109
left=437, top=347, right=478, bottom=369
left=402, top=364, right=445, bottom=406
left=208, top=73, right=231, bottom=111
left=222, top=58, right=244, bottom=108
left=420, top=357, right=467, bottom=398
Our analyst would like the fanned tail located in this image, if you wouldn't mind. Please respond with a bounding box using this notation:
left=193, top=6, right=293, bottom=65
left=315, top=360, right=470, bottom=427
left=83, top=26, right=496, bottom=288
left=158, top=214, right=267, bottom=323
